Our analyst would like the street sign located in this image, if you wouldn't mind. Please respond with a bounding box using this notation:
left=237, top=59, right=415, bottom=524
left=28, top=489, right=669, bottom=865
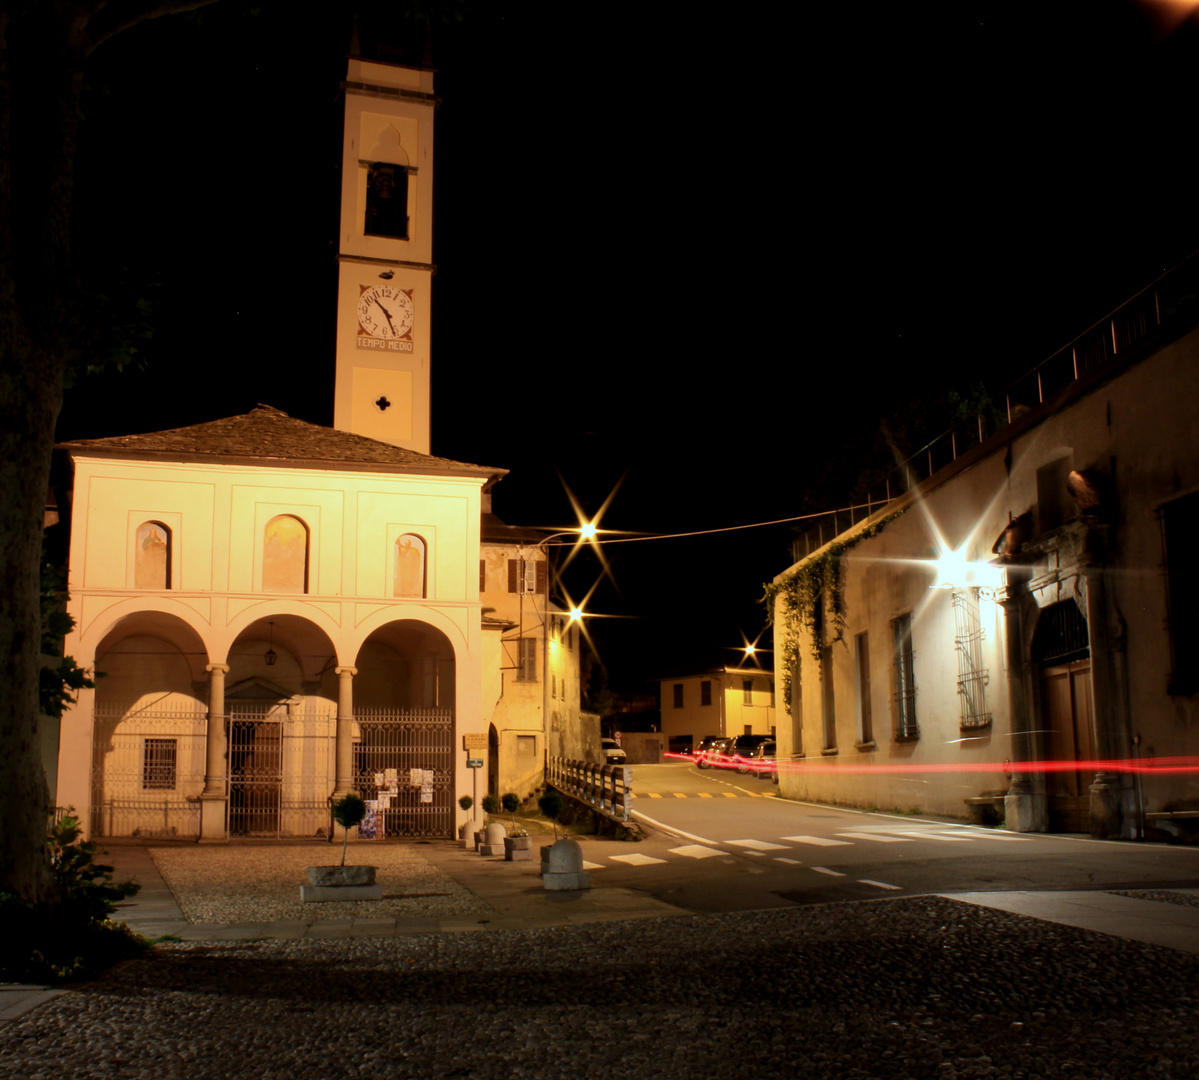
left=463, top=733, right=487, bottom=751
left=467, top=758, right=484, bottom=769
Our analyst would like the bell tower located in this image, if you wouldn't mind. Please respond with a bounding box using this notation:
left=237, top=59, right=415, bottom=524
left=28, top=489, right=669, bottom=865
left=333, top=57, right=436, bottom=454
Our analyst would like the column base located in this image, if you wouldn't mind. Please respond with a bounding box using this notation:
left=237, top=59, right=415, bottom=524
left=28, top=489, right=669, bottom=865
left=199, top=793, right=228, bottom=841
left=1089, top=774, right=1123, bottom=839
left=1005, top=791, right=1047, bottom=833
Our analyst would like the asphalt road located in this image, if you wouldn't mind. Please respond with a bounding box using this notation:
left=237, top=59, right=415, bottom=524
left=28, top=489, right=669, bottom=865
left=585, top=762, right=1199, bottom=913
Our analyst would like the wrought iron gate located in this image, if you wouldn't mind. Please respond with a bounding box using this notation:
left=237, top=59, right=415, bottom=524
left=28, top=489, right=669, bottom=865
left=227, top=705, right=335, bottom=838
left=90, top=703, right=206, bottom=838
left=352, top=708, right=454, bottom=839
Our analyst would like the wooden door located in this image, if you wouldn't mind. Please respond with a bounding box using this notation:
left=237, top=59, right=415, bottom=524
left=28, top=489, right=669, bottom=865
left=1041, top=660, right=1094, bottom=832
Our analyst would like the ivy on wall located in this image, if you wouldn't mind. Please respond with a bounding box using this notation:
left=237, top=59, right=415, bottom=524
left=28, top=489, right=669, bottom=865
left=762, top=514, right=902, bottom=712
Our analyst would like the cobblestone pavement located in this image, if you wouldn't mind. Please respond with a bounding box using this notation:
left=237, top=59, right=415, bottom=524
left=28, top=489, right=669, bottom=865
left=4, top=896, right=1199, bottom=1080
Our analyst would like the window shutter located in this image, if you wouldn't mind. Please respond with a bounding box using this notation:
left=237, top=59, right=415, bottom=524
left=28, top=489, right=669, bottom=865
left=536, top=560, right=548, bottom=595
left=508, top=558, right=519, bottom=593
left=480, top=560, right=486, bottom=592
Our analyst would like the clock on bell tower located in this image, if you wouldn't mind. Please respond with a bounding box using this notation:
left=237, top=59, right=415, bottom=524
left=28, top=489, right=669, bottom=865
left=332, top=57, right=436, bottom=454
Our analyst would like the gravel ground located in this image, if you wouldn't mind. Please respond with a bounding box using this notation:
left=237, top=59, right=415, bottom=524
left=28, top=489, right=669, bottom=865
left=150, top=845, right=490, bottom=923
left=1110, top=889, right=1199, bottom=910
left=4, top=897, right=1199, bottom=1080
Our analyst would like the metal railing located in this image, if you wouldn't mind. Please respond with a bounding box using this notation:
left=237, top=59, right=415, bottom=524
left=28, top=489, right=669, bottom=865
left=790, top=251, right=1199, bottom=564
left=546, top=756, right=632, bottom=822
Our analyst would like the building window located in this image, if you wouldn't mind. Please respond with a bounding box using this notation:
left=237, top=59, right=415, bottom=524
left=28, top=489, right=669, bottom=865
left=263, top=514, right=309, bottom=593
left=551, top=674, right=557, bottom=699
left=893, top=613, right=918, bottom=739
left=508, top=557, right=547, bottom=595
left=1163, top=491, right=1199, bottom=693
left=480, top=560, right=486, bottom=592
left=951, top=588, right=992, bottom=729
left=394, top=534, right=426, bottom=598
left=791, top=655, right=804, bottom=757
left=135, top=521, right=171, bottom=590
left=673, top=683, right=683, bottom=709
left=516, top=734, right=536, bottom=757
left=742, top=678, right=754, bottom=704
left=1036, top=453, right=1074, bottom=534
left=855, top=631, right=873, bottom=745
left=700, top=680, right=712, bottom=707
left=364, top=161, right=410, bottom=240
left=516, top=637, right=537, bottom=682
left=142, top=738, right=177, bottom=790
left=821, top=647, right=836, bottom=751
left=770, top=682, right=776, bottom=708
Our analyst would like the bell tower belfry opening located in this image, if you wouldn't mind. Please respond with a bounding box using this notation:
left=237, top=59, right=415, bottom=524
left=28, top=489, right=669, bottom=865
left=332, top=57, right=436, bottom=454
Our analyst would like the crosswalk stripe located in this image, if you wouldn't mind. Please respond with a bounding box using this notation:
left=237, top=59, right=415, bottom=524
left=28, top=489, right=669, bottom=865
left=811, top=866, right=846, bottom=876
left=774, top=857, right=802, bottom=865
left=727, top=839, right=789, bottom=851
left=669, top=844, right=724, bottom=860
left=609, top=853, right=667, bottom=866
left=783, top=835, right=851, bottom=847
left=859, top=879, right=902, bottom=890
left=697, top=792, right=712, bottom=798
left=646, top=792, right=661, bottom=798
left=896, top=831, right=973, bottom=842
left=836, top=833, right=910, bottom=843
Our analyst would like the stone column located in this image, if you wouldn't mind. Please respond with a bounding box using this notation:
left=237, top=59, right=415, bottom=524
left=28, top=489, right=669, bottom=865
left=332, top=666, right=358, bottom=797
left=200, top=663, right=230, bottom=841
left=1082, top=566, right=1124, bottom=838
left=1001, top=585, right=1046, bottom=832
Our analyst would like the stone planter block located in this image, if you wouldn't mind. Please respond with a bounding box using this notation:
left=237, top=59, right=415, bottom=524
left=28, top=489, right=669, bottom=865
left=307, top=865, right=376, bottom=887
left=479, top=821, right=507, bottom=856
left=504, top=835, right=533, bottom=862
left=542, top=838, right=589, bottom=890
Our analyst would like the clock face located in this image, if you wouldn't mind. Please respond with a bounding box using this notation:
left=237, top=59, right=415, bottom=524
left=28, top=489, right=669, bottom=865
left=357, top=284, right=415, bottom=340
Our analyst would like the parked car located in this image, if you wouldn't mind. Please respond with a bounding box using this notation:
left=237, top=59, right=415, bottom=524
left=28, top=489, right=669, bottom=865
left=728, top=734, right=773, bottom=773
left=693, top=735, right=723, bottom=768
left=600, top=737, right=627, bottom=765
left=696, top=736, right=735, bottom=769
left=745, top=740, right=777, bottom=781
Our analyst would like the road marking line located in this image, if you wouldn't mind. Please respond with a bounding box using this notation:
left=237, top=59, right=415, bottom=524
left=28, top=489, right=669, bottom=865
left=721, top=793, right=738, bottom=799
left=630, top=811, right=716, bottom=845
left=811, top=866, right=845, bottom=877
left=774, top=858, right=802, bottom=865
left=836, top=833, right=910, bottom=843
left=859, top=879, right=902, bottom=890
left=673, top=793, right=687, bottom=799
left=669, top=844, right=725, bottom=860
left=647, top=792, right=662, bottom=798
left=726, top=839, right=789, bottom=851
left=896, top=831, right=974, bottom=842
left=742, top=850, right=766, bottom=857
left=609, top=854, right=667, bottom=866
left=582, top=861, right=605, bottom=870
left=783, top=835, right=851, bottom=847
left=697, top=792, right=712, bottom=798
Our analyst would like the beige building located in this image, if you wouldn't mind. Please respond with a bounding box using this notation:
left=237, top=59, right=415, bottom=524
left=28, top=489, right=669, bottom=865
left=770, top=257, right=1199, bottom=837
left=658, top=668, right=776, bottom=755
left=478, top=504, right=587, bottom=801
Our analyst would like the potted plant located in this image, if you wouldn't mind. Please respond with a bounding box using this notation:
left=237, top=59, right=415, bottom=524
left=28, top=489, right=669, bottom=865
left=537, top=789, right=564, bottom=870
left=304, top=794, right=379, bottom=897
left=458, top=795, right=475, bottom=848
left=500, top=793, right=533, bottom=861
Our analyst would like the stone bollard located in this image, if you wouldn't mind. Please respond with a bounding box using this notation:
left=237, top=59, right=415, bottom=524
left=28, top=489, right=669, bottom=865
left=479, top=821, right=507, bottom=856
left=542, top=837, right=590, bottom=891
left=460, top=820, right=478, bottom=850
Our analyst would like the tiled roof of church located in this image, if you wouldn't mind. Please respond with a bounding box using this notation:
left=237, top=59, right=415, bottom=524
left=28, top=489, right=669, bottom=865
left=56, top=404, right=506, bottom=478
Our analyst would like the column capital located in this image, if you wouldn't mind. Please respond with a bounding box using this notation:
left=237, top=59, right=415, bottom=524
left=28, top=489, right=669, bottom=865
left=206, top=663, right=230, bottom=675
left=335, top=666, right=358, bottom=677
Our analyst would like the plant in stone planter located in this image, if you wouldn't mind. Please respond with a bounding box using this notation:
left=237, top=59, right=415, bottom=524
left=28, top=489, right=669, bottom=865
left=481, top=793, right=500, bottom=822
left=501, top=792, right=523, bottom=835
left=538, top=789, right=564, bottom=841
left=332, top=793, right=367, bottom=867
left=459, top=794, right=474, bottom=814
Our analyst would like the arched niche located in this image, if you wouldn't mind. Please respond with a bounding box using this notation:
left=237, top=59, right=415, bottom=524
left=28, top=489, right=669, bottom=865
left=354, top=619, right=456, bottom=711
left=226, top=614, right=338, bottom=704
left=93, top=610, right=210, bottom=707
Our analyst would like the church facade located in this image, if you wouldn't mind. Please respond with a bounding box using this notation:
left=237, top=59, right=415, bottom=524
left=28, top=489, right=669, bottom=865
left=52, top=55, right=571, bottom=840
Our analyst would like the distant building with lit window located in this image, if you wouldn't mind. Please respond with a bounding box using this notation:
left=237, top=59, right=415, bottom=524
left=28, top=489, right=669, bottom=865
left=657, top=667, right=775, bottom=756
left=770, top=256, right=1199, bottom=838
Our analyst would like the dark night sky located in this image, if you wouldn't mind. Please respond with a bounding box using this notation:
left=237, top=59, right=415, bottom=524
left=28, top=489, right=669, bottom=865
left=56, top=1, right=1199, bottom=690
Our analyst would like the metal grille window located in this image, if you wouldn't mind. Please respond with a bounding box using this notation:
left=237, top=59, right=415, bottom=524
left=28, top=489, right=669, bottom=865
left=516, top=637, right=537, bottom=681
left=892, top=613, right=918, bottom=740
left=142, top=738, right=177, bottom=790
left=855, top=631, right=873, bottom=744
left=952, top=588, right=992, bottom=729
left=820, top=647, right=836, bottom=750
left=673, top=683, right=683, bottom=708
left=700, top=680, right=712, bottom=706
